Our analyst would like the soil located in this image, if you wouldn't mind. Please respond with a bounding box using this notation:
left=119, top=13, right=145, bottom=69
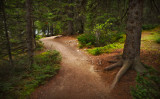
left=31, top=36, right=111, bottom=99
left=31, top=35, right=160, bottom=99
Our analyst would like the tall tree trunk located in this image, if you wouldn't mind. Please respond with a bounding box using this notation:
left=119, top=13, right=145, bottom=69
left=67, top=0, right=74, bottom=35
left=42, top=27, right=46, bottom=36
left=47, top=24, right=50, bottom=36
left=26, top=0, right=34, bottom=66
left=79, top=17, right=84, bottom=34
left=33, top=20, right=36, bottom=48
left=50, top=24, right=54, bottom=36
left=1, top=0, right=14, bottom=67
left=104, top=0, right=146, bottom=89
left=123, top=0, right=143, bottom=63
left=117, top=0, right=120, bottom=17
left=68, top=20, right=74, bottom=35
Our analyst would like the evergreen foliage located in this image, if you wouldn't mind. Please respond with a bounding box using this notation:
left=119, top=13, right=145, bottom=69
left=0, top=50, right=61, bottom=98
left=131, top=65, right=160, bottom=99
left=0, top=0, right=160, bottom=98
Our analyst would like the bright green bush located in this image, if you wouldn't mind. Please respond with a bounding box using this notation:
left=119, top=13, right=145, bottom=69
left=92, top=19, right=116, bottom=46
left=35, top=35, right=43, bottom=40
left=131, top=65, right=160, bottom=99
left=77, top=19, right=125, bottom=48
left=87, top=43, right=123, bottom=55
left=118, top=34, right=126, bottom=43
left=87, top=48, right=101, bottom=55
left=0, top=50, right=61, bottom=99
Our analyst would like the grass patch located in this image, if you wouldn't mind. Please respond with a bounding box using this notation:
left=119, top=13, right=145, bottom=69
left=87, top=43, right=123, bottom=55
left=142, top=31, right=160, bottom=44
left=0, top=50, right=61, bottom=99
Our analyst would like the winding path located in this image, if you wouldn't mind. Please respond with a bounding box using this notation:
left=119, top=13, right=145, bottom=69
left=31, top=36, right=111, bottom=99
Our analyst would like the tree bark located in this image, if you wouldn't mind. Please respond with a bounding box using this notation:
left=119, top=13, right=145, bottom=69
left=104, top=0, right=146, bottom=89
left=79, top=16, right=84, bottom=34
left=67, top=0, right=74, bottom=35
left=32, top=20, right=36, bottom=48
left=1, top=0, right=14, bottom=67
left=47, top=24, right=50, bottom=36
left=68, top=20, right=74, bottom=35
left=123, top=0, right=143, bottom=60
left=26, top=0, right=34, bottom=66
left=50, top=24, right=54, bottom=36
left=42, top=27, right=46, bottom=36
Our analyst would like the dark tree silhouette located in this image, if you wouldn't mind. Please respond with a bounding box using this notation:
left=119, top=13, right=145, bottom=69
left=26, top=0, right=34, bottom=66
left=104, top=0, right=146, bottom=89
left=1, top=0, right=14, bottom=67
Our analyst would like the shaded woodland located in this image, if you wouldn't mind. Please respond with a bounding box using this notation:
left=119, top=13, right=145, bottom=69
left=0, top=0, right=160, bottom=98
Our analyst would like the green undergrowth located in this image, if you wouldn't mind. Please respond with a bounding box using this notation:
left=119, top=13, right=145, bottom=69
left=35, top=40, right=44, bottom=51
left=77, top=32, right=125, bottom=48
left=77, top=19, right=126, bottom=48
left=35, top=35, right=43, bottom=40
left=77, top=33, right=96, bottom=48
left=0, top=50, right=61, bottom=99
left=131, top=64, right=160, bottom=99
left=142, top=31, right=160, bottom=44
left=35, top=35, right=44, bottom=51
left=87, top=43, right=123, bottom=55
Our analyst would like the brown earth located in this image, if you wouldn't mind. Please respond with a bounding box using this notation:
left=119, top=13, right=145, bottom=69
left=31, top=35, right=160, bottom=99
left=31, top=36, right=111, bottom=99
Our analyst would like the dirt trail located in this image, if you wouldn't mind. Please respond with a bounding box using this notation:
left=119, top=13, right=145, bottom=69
left=31, top=36, right=111, bottom=99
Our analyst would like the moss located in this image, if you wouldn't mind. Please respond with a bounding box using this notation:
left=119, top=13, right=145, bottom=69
left=87, top=43, right=123, bottom=55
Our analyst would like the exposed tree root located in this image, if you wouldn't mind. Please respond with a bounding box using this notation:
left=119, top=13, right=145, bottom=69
left=110, top=60, right=132, bottom=89
left=108, top=60, right=118, bottom=63
left=133, top=57, right=146, bottom=73
left=104, top=58, right=146, bottom=90
left=104, top=60, right=123, bottom=71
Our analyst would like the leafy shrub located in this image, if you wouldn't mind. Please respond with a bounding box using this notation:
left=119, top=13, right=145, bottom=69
left=77, top=19, right=125, bottom=48
left=118, top=34, right=126, bottom=43
left=0, top=50, right=61, bottom=98
left=142, top=24, right=158, bottom=30
left=35, top=40, right=44, bottom=50
left=92, top=19, right=115, bottom=46
left=87, top=48, right=101, bottom=55
left=35, top=35, right=43, bottom=40
left=34, top=50, right=61, bottom=65
left=86, top=42, right=92, bottom=48
left=131, top=65, right=160, bottom=99
left=156, top=38, right=160, bottom=44
left=77, top=33, right=96, bottom=48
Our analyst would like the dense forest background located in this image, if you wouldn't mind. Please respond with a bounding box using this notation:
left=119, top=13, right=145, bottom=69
left=1, top=0, right=160, bottom=62
left=0, top=0, right=160, bottom=98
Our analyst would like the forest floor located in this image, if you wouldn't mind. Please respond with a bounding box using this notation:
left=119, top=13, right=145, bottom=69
left=31, top=29, right=160, bottom=99
left=31, top=36, right=111, bottom=99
